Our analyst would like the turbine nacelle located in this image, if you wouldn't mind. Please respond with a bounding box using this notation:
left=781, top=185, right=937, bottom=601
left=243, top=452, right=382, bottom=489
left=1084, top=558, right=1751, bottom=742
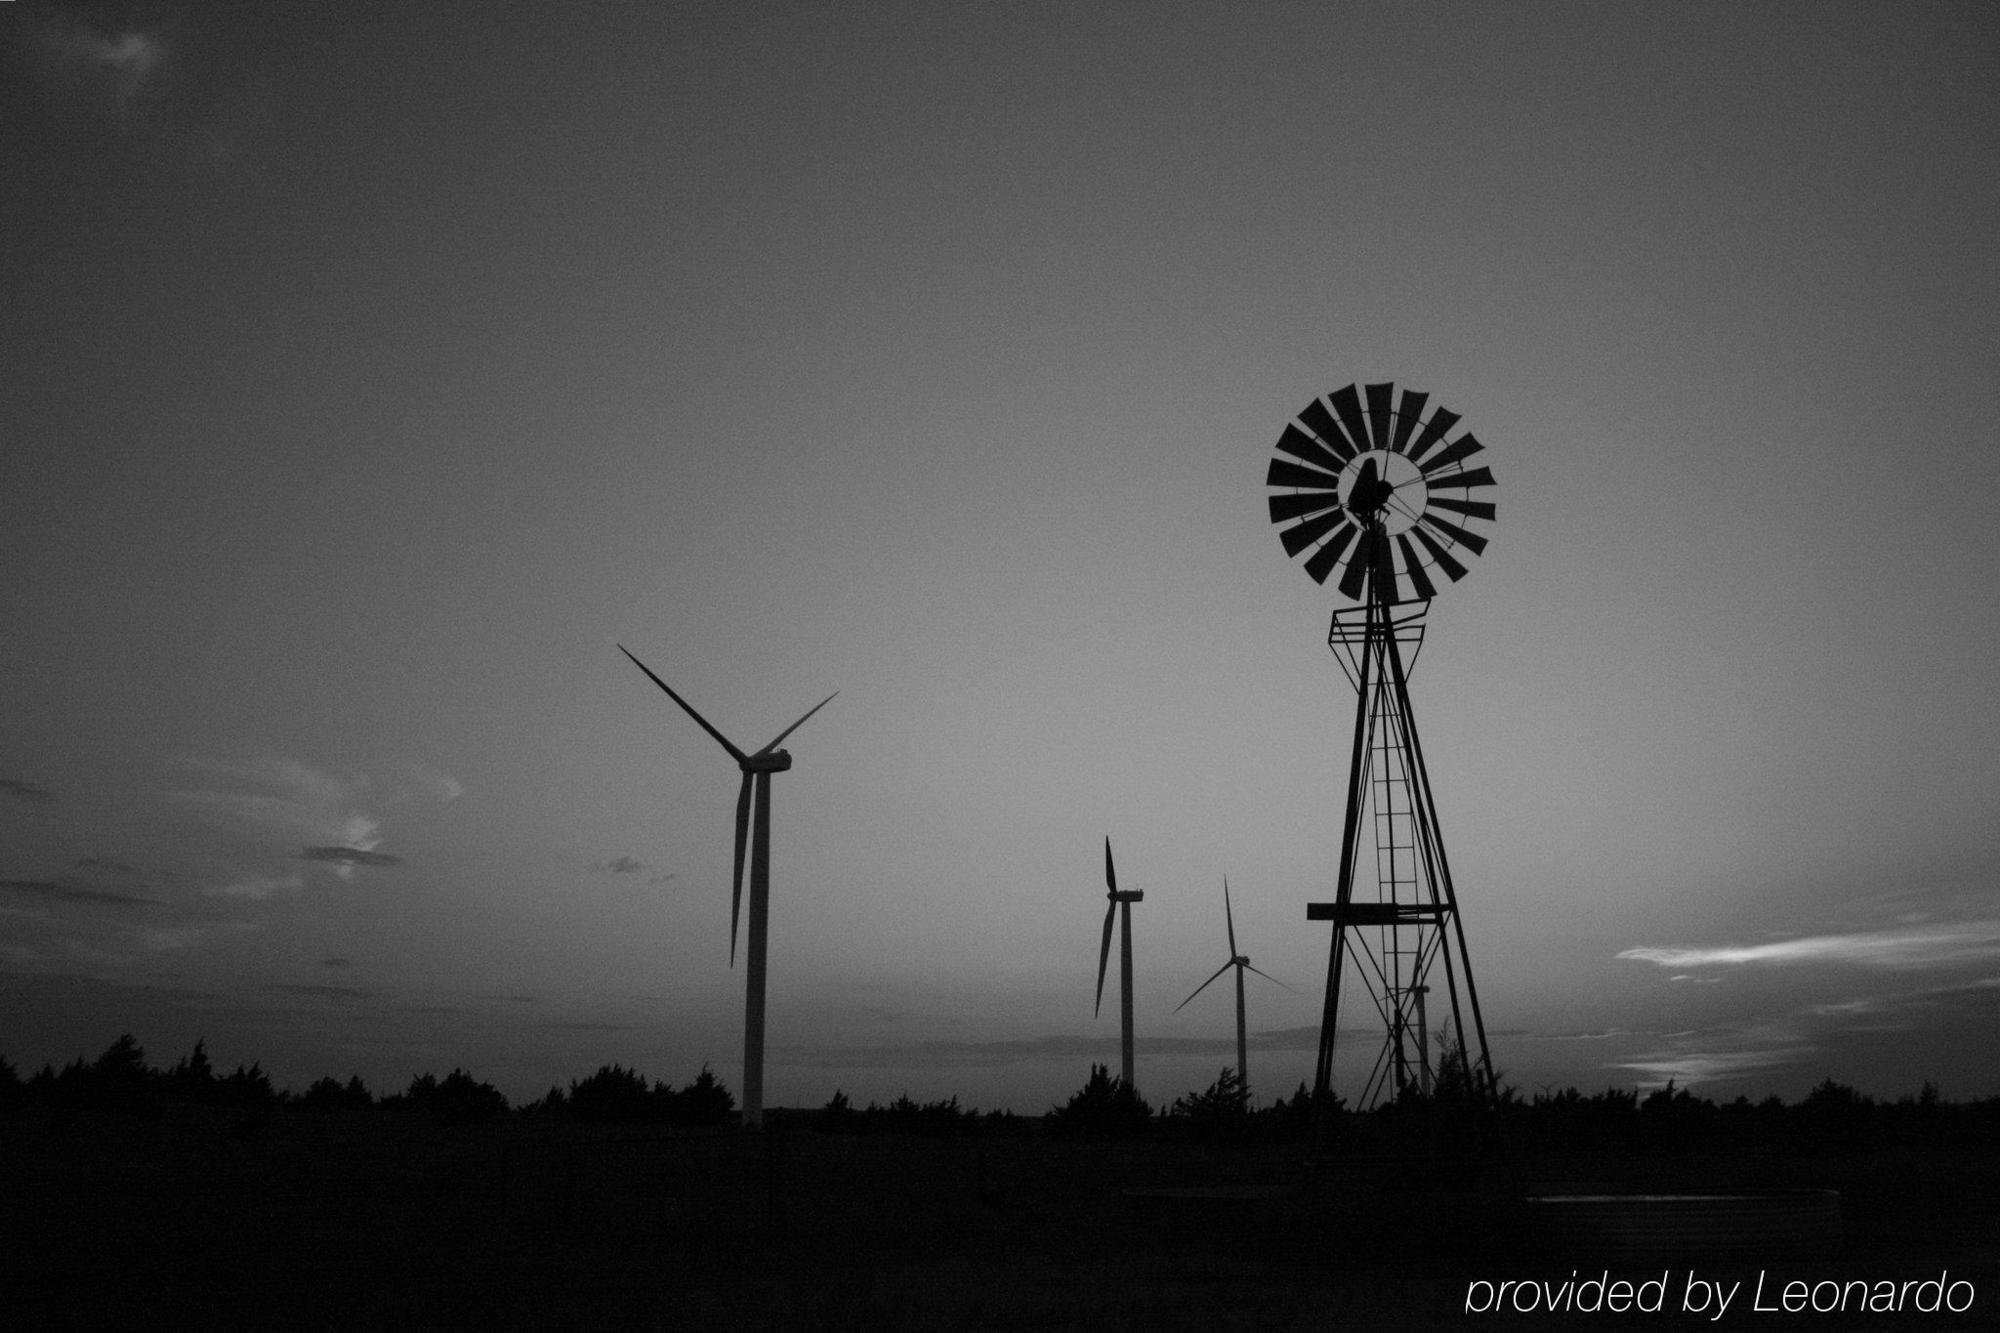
left=739, top=751, right=792, bottom=774
left=1107, top=890, right=1144, bottom=903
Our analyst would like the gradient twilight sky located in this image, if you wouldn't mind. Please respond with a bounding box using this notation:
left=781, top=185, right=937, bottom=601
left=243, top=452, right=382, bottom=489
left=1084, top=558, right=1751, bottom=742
left=5, top=1, right=1999, bottom=1112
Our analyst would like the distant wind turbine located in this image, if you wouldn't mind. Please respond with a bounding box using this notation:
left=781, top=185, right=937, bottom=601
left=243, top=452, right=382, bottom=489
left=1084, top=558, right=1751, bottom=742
left=619, top=645, right=835, bottom=1129
left=1174, top=878, right=1287, bottom=1104
left=1095, top=837, right=1144, bottom=1092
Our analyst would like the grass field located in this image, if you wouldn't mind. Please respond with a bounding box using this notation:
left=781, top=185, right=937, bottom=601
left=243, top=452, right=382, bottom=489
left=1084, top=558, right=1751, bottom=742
left=5, top=1094, right=1997, bottom=1329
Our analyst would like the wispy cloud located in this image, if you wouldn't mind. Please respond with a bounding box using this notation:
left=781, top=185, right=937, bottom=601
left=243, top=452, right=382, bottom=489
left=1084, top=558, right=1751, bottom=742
left=1618, top=921, right=2000, bottom=971
left=1, top=779, right=57, bottom=804
left=593, top=854, right=675, bottom=887
left=205, top=872, right=305, bottom=901
left=0, top=878, right=162, bottom=908
left=273, top=983, right=375, bottom=1001
left=1609, top=1047, right=1807, bottom=1089
left=138, top=921, right=260, bottom=953
left=71, top=857, right=142, bottom=876
left=301, top=847, right=403, bottom=868
left=31, top=14, right=167, bottom=106
left=409, top=764, right=465, bottom=802
left=173, top=756, right=437, bottom=881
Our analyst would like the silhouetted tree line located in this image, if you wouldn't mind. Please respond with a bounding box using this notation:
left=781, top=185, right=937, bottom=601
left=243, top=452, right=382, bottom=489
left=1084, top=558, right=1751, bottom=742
left=7, top=1037, right=1998, bottom=1151
left=0, top=1035, right=505, bottom=1124
left=523, top=1062, right=736, bottom=1126
left=812, top=1088, right=1029, bottom=1136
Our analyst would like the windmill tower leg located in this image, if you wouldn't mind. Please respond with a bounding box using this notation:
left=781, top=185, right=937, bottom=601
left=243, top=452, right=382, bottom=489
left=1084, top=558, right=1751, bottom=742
left=1118, top=899, right=1135, bottom=1091
left=1313, top=587, right=1380, bottom=1117
left=742, top=770, right=772, bottom=1128
left=1234, top=965, right=1248, bottom=1106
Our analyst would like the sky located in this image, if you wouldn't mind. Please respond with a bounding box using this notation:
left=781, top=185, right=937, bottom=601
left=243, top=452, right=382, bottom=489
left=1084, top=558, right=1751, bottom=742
left=4, top=1, right=1998, bottom=1113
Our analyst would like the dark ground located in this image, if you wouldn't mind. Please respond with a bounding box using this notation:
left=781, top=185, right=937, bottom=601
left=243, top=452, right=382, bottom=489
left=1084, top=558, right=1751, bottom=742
left=3, top=1103, right=1996, bottom=1329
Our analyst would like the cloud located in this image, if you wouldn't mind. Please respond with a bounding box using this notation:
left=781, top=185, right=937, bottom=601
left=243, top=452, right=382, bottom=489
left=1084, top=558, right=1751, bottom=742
left=1, top=779, right=57, bottom=803
left=273, top=983, right=375, bottom=1001
left=409, top=764, right=465, bottom=802
left=1608, top=1047, right=1807, bottom=1089
left=1618, top=921, right=2000, bottom=971
left=31, top=14, right=168, bottom=106
left=301, top=846, right=404, bottom=868
left=0, top=878, right=162, bottom=908
left=71, top=857, right=143, bottom=876
left=205, top=872, right=305, bottom=901
left=174, top=756, right=411, bottom=881
left=138, top=921, right=260, bottom=953
left=173, top=757, right=362, bottom=840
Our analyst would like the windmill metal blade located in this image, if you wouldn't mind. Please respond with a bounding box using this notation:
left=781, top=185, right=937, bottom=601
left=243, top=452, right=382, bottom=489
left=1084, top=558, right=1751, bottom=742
left=1428, top=494, right=1496, bottom=522
left=1279, top=507, right=1350, bottom=558
left=757, top=690, right=838, bottom=755
left=1103, top=837, right=1117, bottom=895
left=1174, top=959, right=1235, bottom=1013
left=1410, top=524, right=1470, bottom=582
left=1419, top=433, right=1484, bottom=476
left=1274, top=423, right=1351, bottom=478
left=1337, top=529, right=1376, bottom=600
left=619, top=646, right=748, bottom=763
left=1295, top=398, right=1358, bottom=463
left=1418, top=511, right=1490, bottom=556
left=1223, top=878, right=1237, bottom=956
left=1094, top=901, right=1116, bottom=1016
left=1404, top=407, right=1461, bottom=464
left=1244, top=963, right=1292, bottom=991
left=1424, top=464, right=1495, bottom=490
left=730, top=772, right=752, bottom=964
left=1328, top=385, right=1371, bottom=461
left=1302, top=521, right=1359, bottom=585
left=1364, top=382, right=1395, bottom=452
left=1396, top=533, right=1439, bottom=601
left=1391, top=388, right=1429, bottom=453
left=1267, top=458, right=1346, bottom=494
left=1268, top=489, right=1343, bottom=524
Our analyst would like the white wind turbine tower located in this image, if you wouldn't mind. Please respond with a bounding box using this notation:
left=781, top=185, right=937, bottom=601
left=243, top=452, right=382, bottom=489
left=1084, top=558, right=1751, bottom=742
left=1174, top=878, right=1287, bottom=1105
left=620, top=645, right=835, bottom=1128
left=1095, top=837, right=1144, bottom=1092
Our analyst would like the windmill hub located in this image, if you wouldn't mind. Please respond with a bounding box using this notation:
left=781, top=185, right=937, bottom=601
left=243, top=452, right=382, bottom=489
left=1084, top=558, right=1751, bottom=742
left=1108, top=890, right=1144, bottom=903
left=1343, top=451, right=1425, bottom=533
left=739, top=751, right=793, bottom=773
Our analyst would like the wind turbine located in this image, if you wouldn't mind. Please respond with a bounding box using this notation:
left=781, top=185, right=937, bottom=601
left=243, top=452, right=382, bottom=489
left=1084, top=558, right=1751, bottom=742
left=1095, top=837, right=1144, bottom=1092
left=619, top=645, right=835, bottom=1128
left=1174, top=878, right=1287, bottom=1105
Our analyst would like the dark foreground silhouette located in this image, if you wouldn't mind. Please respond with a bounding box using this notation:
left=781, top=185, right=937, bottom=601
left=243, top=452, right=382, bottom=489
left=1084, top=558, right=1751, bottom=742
left=4, top=1040, right=1997, bottom=1328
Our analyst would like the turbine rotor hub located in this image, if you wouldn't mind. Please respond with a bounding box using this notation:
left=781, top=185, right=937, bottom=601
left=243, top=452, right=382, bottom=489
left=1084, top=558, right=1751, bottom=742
left=740, top=751, right=793, bottom=773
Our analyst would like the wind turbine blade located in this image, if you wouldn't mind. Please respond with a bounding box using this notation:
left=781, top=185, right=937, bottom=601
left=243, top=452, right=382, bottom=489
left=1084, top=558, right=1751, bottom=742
left=1103, top=837, right=1117, bottom=896
left=1245, top=963, right=1292, bottom=991
left=756, top=690, right=839, bottom=755
left=730, top=772, right=751, bottom=965
left=1174, top=960, right=1234, bottom=1013
left=1095, top=902, right=1116, bottom=1016
left=1224, top=877, right=1237, bottom=956
left=618, top=646, right=748, bottom=764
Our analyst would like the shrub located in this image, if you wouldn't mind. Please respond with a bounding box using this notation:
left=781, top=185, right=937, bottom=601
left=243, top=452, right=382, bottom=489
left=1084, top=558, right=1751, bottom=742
left=674, top=1064, right=735, bottom=1127
left=1047, top=1063, right=1152, bottom=1137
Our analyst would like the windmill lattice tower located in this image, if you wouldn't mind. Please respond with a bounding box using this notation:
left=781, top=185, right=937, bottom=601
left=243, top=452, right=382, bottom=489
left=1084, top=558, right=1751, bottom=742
left=1264, top=380, right=1498, bottom=1111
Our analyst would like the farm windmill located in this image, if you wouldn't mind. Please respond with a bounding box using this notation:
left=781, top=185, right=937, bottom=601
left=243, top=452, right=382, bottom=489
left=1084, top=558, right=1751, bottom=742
left=619, top=645, right=835, bottom=1128
left=1095, top=837, right=1144, bottom=1092
left=1263, top=380, right=1498, bottom=1111
left=1173, top=878, right=1286, bottom=1105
